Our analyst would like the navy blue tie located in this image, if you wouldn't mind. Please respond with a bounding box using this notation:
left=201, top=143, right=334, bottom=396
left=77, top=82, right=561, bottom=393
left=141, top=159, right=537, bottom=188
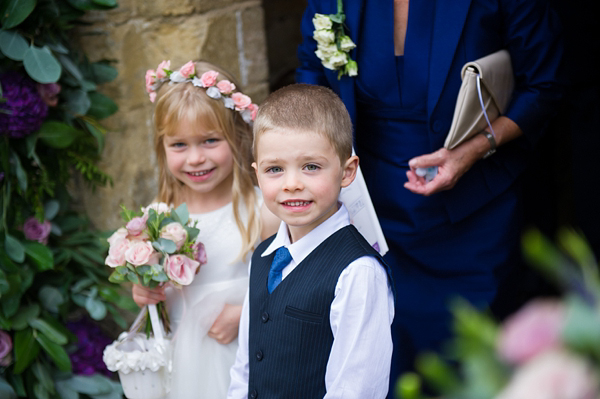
left=267, top=247, right=292, bottom=293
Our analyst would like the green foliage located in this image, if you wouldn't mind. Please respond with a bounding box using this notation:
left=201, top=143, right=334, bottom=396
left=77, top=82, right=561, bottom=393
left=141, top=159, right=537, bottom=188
left=1, top=0, right=130, bottom=397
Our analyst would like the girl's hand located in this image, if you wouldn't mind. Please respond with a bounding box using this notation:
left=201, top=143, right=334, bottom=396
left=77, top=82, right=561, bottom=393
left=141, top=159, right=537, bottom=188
left=132, top=284, right=166, bottom=307
left=208, top=304, right=243, bottom=344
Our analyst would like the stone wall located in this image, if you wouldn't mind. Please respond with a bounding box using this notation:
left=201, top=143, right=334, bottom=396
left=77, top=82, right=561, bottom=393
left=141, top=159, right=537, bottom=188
left=74, top=0, right=270, bottom=230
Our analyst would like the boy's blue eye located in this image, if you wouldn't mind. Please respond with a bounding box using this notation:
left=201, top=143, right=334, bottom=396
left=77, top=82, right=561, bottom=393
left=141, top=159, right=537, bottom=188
left=304, top=164, right=319, bottom=171
left=266, top=166, right=283, bottom=173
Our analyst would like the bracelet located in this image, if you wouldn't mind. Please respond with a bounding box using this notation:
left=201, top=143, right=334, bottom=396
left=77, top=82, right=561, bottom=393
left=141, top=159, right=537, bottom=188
left=482, top=131, right=496, bottom=159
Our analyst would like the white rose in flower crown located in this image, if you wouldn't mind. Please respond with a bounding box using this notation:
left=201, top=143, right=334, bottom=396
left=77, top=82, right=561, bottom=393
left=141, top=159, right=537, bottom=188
left=125, top=241, right=159, bottom=266
left=313, top=29, right=335, bottom=45
left=106, top=237, right=131, bottom=268
left=313, top=13, right=332, bottom=30
left=339, top=35, right=356, bottom=51
left=328, top=51, right=349, bottom=69
left=164, top=254, right=200, bottom=286
left=160, top=222, right=188, bottom=250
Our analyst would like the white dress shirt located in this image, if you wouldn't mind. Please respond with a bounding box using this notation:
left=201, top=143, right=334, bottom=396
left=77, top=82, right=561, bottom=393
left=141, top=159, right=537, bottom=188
left=227, top=205, right=395, bottom=399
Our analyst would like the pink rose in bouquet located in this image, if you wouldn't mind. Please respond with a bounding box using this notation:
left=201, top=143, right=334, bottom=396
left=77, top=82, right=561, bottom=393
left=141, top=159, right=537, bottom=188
left=125, top=241, right=159, bottom=266
left=160, top=222, right=188, bottom=250
left=497, top=299, right=566, bottom=365
left=0, top=330, right=12, bottom=367
left=105, top=237, right=131, bottom=267
left=191, top=241, right=208, bottom=265
left=23, top=216, right=52, bottom=244
left=164, top=254, right=200, bottom=286
left=126, top=215, right=148, bottom=238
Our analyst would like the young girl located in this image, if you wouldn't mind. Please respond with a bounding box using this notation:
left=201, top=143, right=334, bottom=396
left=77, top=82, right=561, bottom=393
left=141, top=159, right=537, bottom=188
left=132, top=60, right=278, bottom=398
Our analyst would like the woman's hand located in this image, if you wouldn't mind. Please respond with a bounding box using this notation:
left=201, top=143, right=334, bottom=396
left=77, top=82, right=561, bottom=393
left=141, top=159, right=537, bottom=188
left=208, top=304, right=243, bottom=345
left=132, top=284, right=166, bottom=307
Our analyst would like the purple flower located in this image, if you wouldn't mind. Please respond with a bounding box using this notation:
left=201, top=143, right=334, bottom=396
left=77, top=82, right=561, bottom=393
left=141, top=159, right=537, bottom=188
left=191, top=241, right=208, bottom=265
left=0, top=330, right=13, bottom=367
left=0, top=71, right=49, bottom=139
left=66, top=318, right=113, bottom=376
left=36, top=82, right=61, bottom=107
left=23, top=216, right=52, bottom=245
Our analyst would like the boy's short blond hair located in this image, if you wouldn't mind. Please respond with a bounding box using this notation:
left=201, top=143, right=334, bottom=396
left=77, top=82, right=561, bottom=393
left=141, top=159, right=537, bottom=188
left=253, top=84, right=353, bottom=164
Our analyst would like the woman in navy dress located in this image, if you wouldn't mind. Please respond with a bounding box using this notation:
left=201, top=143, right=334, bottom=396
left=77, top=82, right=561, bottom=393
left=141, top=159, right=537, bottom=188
left=297, top=0, right=564, bottom=393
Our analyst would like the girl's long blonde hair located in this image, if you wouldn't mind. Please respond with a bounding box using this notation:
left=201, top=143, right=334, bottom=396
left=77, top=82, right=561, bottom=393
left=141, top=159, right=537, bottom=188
left=152, top=60, right=260, bottom=260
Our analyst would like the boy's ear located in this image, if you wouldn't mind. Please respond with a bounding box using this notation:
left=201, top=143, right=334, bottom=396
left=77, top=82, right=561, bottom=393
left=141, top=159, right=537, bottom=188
left=340, top=155, right=359, bottom=188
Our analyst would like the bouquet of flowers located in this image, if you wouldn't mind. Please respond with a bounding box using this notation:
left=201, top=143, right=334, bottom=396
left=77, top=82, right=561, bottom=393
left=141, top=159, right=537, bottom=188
left=102, top=202, right=207, bottom=399
left=396, top=228, right=600, bottom=399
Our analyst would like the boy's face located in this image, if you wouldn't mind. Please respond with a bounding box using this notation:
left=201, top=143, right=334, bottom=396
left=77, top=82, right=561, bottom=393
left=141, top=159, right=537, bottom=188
left=253, top=129, right=358, bottom=243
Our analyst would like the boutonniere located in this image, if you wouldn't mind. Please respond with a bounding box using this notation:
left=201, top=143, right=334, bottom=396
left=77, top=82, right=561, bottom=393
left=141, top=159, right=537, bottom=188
left=312, top=0, right=357, bottom=79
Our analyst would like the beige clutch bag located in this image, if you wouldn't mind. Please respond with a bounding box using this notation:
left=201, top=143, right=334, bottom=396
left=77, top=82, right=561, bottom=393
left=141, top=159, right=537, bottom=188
left=444, top=50, right=514, bottom=150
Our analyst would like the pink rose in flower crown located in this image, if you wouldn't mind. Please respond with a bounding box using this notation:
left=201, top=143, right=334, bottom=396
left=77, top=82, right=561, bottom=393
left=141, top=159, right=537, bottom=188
left=145, top=70, right=156, bottom=93
left=164, top=254, right=200, bottom=286
left=191, top=241, right=208, bottom=265
left=497, top=299, right=566, bottom=365
left=0, top=330, right=12, bottom=367
left=23, top=217, right=52, bottom=245
left=200, top=70, right=219, bottom=87
left=125, top=241, right=159, bottom=266
left=232, top=92, right=252, bottom=110
left=125, top=215, right=148, bottom=238
left=217, top=80, right=236, bottom=94
left=105, top=237, right=131, bottom=268
left=155, top=60, right=171, bottom=80
left=179, top=61, right=196, bottom=79
left=495, top=349, right=599, bottom=399
left=160, top=222, right=188, bottom=250
left=247, top=103, right=259, bottom=121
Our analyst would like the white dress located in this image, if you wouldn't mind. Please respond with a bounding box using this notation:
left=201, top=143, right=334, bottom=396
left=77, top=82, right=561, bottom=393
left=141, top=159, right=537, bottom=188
left=164, top=193, right=259, bottom=399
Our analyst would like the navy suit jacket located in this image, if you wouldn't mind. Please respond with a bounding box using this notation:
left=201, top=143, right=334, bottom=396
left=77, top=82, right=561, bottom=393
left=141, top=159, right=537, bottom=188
left=297, top=0, right=564, bottom=222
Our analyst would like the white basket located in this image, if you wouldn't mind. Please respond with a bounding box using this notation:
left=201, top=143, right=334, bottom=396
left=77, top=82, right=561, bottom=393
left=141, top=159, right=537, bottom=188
left=119, top=366, right=169, bottom=399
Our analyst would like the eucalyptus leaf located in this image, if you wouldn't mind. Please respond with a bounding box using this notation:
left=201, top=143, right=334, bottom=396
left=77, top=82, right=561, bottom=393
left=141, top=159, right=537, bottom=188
left=0, top=30, right=29, bottom=61
left=36, top=332, right=72, bottom=372
left=5, top=233, right=25, bottom=263
left=174, top=203, right=190, bottom=224
left=85, top=296, right=107, bottom=320
left=13, top=328, right=41, bottom=374
left=126, top=273, right=140, bottom=284
left=38, top=121, right=81, bottom=149
left=0, top=376, right=17, bottom=399
left=44, top=200, right=60, bottom=220
left=87, top=91, right=118, bottom=119
left=0, top=0, right=36, bottom=29
left=90, top=62, right=118, bottom=84
left=65, top=374, right=113, bottom=395
left=71, top=278, right=94, bottom=293
left=153, top=237, right=176, bottom=254
left=63, top=88, right=91, bottom=116
left=152, top=271, right=169, bottom=282
left=54, top=379, right=79, bottom=399
left=38, top=285, right=65, bottom=313
left=10, top=303, right=40, bottom=330
left=23, top=46, right=62, bottom=84
left=33, top=382, right=51, bottom=399
left=10, top=151, right=27, bottom=192
left=24, top=242, right=54, bottom=271
left=57, top=53, right=84, bottom=83
left=31, top=361, right=55, bottom=394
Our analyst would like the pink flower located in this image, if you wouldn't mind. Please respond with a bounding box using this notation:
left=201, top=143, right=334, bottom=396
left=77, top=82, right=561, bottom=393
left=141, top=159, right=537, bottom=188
left=217, top=80, right=236, bottom=94
left=0, top=330, right=12, bottom=367
left=155, top=60, right=170, bottom=80
left=107, top=227, right=128, bottom=246
left=163, top=254, right=200, bottom=286
left=232, top=92, right=252, bottom=110
left=36, top=83, right=61, bottom=107
left=200, top=70, right=219, bottom=87
left=495, top=349, right=599, bottom=399
left=105, top=237, right=131, bottom=268
left=247, top=103, right=259, bottom=121
left=145, top=69, right=156, bottom=93
left=23, top=217, right=52, bottom=245
left=125, top=215, right=148, bottom=237
left=497, top=299, right=566, bottom=365
left=125, top=241, right=159, bottom=266
left=142, top=202, right=172, bottom=217
left=160, top=222, right=188, bottom=250
left=191, top=241, right=207, bottom=265
left=149, top=92, right=157, bottom=103
left=179, top=61, right=195, bottom=79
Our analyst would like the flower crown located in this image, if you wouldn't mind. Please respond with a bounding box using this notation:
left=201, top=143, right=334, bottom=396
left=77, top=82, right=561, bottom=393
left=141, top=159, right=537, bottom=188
left=145, top=60, right=258, bottom=124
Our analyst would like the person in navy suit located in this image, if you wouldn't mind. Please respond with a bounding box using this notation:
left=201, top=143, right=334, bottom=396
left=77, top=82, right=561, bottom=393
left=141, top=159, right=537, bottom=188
left=296, top=0, right=564, bottom=394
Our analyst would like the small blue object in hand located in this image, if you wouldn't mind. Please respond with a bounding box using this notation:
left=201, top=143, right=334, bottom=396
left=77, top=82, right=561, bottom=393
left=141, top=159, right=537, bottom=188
left=415, top=166, right=438, bottom=182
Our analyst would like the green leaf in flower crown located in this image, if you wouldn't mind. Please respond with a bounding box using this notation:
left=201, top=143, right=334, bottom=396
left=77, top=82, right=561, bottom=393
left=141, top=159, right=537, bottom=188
left=153, top=237, right=176, bottom=254
left=36, top=332, right=72, bottom=372
left=13, top=328, right=41, bottom=374
left=4, top=233, right=25, bottom=263
left=10, top=304, right=40, bottom=330
left=23, top=45, right=62, bottom=84
left=38, top=121, right=82, bottom=149
left=29, top=318, right=68, bottom=345
left=24, top=242, right=54, bottom=271
left=87, top=91, right=118, bottom=119
left=0, top=30, right=29, bottom=61
left=0, top=0, right=36, bottom=29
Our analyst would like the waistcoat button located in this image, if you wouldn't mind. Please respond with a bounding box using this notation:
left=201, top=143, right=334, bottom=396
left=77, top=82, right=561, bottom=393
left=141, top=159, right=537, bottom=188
left=256, top=350, right=264, bottom=361
left=249, top=389, right=258, bottom=399
left=261, top=312, right=269, bottom=323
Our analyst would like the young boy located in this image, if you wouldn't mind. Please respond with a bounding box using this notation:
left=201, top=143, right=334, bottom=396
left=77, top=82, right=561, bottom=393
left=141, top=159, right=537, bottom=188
left=227, top=84, right=394, bottom=399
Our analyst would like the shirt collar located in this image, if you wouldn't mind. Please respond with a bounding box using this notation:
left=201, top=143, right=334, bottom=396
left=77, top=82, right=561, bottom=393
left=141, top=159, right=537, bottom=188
left=261, top=203, right=350, bottom=265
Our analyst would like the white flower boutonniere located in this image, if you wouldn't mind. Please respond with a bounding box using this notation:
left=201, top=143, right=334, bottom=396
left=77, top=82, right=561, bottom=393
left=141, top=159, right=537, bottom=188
left=312, top=0, right=357, bottom=79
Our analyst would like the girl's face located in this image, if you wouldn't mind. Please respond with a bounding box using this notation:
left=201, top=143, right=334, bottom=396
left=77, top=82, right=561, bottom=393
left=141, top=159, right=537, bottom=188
left=163, top=118, right=234, bottom=207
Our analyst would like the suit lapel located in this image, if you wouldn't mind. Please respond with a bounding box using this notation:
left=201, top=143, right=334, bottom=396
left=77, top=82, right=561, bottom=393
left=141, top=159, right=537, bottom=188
left=427, top=0, right=472, bottom=116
